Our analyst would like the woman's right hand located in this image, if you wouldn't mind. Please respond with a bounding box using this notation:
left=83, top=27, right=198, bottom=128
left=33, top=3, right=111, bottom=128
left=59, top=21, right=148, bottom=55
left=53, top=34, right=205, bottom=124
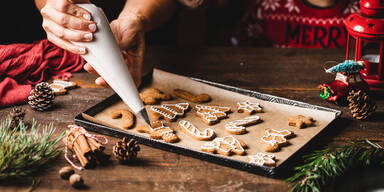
left=40, top=0, right=96, bottom=54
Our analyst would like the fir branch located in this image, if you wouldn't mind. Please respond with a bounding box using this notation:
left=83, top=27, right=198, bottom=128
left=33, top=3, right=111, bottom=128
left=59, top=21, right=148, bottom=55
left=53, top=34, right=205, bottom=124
left=286, top=140, right=384, bottom=192
left=0, top=119, right=64, bottom=181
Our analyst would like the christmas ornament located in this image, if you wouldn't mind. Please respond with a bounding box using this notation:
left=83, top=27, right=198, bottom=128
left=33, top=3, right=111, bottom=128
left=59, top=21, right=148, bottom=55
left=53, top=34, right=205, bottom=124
left=345, top=0, right=384, bottom=90
left=347, top=90, right=377, bottom=120
left=28, top=82, right=54, bottom=111
left=112, top=137, right=140, bottom=163
left=319, top=60, right=369, bottom=104
left=8, top=106, right=25, bottom=129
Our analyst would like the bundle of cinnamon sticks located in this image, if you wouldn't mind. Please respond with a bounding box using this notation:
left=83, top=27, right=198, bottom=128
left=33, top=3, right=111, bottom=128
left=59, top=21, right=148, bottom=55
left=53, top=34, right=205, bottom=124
left=64, top=129, right=110, bottom=169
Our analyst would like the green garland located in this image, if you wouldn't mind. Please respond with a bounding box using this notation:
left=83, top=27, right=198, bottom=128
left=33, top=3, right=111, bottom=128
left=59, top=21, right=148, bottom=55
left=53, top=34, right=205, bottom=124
left=286, top=140, right=384, bottom=192
left=0, top=119, right=64, bottom=181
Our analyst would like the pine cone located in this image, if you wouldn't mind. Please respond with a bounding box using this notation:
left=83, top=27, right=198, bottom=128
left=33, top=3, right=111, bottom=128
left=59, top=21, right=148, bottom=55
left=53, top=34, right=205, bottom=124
left=113, top=137, right=140, bottom=163
left=347, top=90, right=376, bottom=120
left=28, top=82, right=54, bottom=111
left=8, top=106, right=25, bottom=129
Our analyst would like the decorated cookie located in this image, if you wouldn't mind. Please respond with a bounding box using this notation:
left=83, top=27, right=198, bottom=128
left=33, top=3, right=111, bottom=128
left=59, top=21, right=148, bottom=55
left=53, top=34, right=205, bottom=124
left=237, top=100, right=262, bottom=114
left=195, top=105, right=231, bottom=125
left=173, top=89, right=211, bottom=103
left=225, top=116, right=261, bottom=134
left=150, top=103, right=190, bottom=121
left=50, top=80, right=77, bottom=95
left=248, top=153, right=276, bottom=167
left=110, top=109, right=135, bottom=130
left=178, top=120, right=215, bottom=141
left=139, top=88, right=172, bottom=105
left=136, top=121, right=179, bottom=143
left=261, top=129, right=294, bottom=152
left=288, top=115, right=314, bottom=129
left=200, top=135, right=246, bottom=156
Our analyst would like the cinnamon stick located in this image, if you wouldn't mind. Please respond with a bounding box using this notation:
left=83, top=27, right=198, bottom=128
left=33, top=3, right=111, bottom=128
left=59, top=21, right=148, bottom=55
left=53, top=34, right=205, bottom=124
left=70, top=129, right=93, bottom=158
left=64, top=134, right=89, bottom=168
left=86, top=137, right=105, bottom=152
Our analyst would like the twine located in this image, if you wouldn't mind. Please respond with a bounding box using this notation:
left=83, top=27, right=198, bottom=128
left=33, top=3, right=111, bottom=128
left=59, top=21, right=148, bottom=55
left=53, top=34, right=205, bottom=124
left=64, top=124, right=108, bottom=170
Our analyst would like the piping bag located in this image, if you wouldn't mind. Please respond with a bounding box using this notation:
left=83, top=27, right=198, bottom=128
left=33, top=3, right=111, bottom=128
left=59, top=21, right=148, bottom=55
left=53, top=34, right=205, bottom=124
left=72, top=4, right=151, bottom=126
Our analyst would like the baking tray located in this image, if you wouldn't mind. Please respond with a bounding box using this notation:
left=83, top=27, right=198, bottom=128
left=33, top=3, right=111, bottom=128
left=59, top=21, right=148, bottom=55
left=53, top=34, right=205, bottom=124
left=74, top=69, right=341, bottom=177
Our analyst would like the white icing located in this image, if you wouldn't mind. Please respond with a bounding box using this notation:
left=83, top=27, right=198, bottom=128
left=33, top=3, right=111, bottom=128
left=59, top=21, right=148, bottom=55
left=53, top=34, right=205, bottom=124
left=150, top=102, right=189, bottom=120
left=248, top=152, right=275, bottom=166
left=178, top=120, right=214, bottom=139
left=195, top=105, right=230, bottom=123
left=225, top=116, right=260, bottom=133
left=201, top=135, right=244, bottom=154
left=261, top=129, right=292, bottom=146
left=150, top=122, right=174, bottom=137
left=237, top=100, right=262, bottom=113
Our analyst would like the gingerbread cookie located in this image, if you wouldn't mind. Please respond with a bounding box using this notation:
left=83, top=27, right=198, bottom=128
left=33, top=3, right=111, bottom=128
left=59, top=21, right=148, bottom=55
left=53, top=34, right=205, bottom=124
left=225, top=116, right=261, bottom=134
left=237, top=100, right=262, bottom=114
left=261, top=129, right=294, bottom=152
left=200, top=135, right=246, bottom=156
left=248, top=153, right=276, bottom=167
left=195, top=105, right=231, bottom=125
left=110, top=110, right=135, bottom=130
left=50, top=80, right=77, bottom=95
left=288, top=115, right=314, bottom=129
left=136, top=121, right=179, bottom=143
left=150, top=103, right=190, bottom=121
left=178, top=120, right=215, bottom=141
left=139, top=88, right=172, bottom=105
left=173, top=89, right=211, bottom=103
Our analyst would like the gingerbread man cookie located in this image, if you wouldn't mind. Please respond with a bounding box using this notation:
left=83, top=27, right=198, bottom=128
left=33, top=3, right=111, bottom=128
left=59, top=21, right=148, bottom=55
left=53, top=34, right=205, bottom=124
left=50, top=80, right=77, bottom=95
left=248, top=153, right=276, bottom=167
left=288, top=115, right=314, bottom=129
left=261, top=129, right=294, bottom=152
left=225, top=116, right=261, bottom=134
left=173, top=89, right=211, bottom=103
left=200, top=135, right=246, bottom=156
left=136, top=121, right=179, bottom=143
left=195, top=105, right=231, bottom=125
left=150, top=103, right=190, bottom=121
left=139, top=88, right=172, bottom=105
left=178, top=120, right=215, bottom=141
left=237, top=100, right=262, bottom=115
left=110, top=109, right=135, bottom=130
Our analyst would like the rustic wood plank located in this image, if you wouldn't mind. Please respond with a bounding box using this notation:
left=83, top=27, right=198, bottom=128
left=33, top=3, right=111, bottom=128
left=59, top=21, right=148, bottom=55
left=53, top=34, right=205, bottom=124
left=0, top=47, right=382, bottom=192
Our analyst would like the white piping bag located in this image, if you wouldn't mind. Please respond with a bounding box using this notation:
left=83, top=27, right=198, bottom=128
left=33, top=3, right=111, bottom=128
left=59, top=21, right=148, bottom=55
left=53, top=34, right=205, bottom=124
left=72, top=3, right=151, bottom=126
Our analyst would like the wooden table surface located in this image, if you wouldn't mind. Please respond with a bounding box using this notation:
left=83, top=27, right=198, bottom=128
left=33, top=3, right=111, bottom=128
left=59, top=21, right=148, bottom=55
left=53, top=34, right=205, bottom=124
left=0, top=46, right=383, bottom=192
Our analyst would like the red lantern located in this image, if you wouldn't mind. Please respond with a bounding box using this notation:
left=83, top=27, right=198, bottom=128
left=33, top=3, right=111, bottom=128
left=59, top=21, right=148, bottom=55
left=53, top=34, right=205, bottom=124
left=345, top=0, right=384, bottom=90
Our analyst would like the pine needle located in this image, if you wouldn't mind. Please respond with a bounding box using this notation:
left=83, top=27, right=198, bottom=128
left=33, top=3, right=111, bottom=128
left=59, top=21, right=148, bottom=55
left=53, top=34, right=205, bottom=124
left=286, top=140, right=384, bottom=192
left=0, top=118, right=64, bottom=181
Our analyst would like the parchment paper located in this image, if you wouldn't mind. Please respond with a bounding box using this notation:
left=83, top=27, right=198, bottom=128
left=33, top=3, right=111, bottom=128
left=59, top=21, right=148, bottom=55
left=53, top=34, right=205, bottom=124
left=84, top=69, right=336, bottom=167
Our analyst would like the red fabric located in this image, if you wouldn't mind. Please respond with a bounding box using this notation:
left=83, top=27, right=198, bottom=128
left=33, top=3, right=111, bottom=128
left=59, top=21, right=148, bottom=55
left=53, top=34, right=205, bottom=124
left=234, top=0, right=359, bottom=48
left=0, top=39, right=85, bottom=107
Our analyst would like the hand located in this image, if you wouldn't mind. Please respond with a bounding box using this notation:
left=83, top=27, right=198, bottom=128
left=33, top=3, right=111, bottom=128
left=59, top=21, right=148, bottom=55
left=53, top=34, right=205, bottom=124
left=40, top=0, right=96, bottom=54
left=84, top=12, right=145, bottom=87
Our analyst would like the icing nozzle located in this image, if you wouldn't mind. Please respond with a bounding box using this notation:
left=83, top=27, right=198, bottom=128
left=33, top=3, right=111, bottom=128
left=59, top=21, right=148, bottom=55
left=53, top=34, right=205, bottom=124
left=136, top=108, right=151, bottom=127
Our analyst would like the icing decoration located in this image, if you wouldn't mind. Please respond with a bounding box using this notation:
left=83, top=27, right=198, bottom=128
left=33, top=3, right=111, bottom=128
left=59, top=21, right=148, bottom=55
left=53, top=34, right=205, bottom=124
left=261, top=129, right=294, bottom=152
left=200, top=135, right=246, bottom=156
left=136, top=121, right=179, bottom=143
left=178, top=120, right=215, bottom=141
left=50, top=80, right=77, bottom=95
left=195, top=105, right=231, bottom=125
left=150, top=102, right=189, bottom=121
left=237, top=100, right=262, bottom=114
left=225, top=116, right=261, bottom=134
left=248, top=153, right=276, bottom=167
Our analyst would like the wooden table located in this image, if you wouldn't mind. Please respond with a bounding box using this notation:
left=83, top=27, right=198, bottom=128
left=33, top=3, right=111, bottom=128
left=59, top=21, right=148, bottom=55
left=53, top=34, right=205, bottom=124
left=0, top=47, right=383, bottom=192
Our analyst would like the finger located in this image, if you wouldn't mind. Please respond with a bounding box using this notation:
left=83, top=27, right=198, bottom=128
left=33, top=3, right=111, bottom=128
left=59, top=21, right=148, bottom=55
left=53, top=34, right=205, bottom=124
left=43, top=19, right=93, bottom=42
left=46, top=32, right=87, bottom=54
left=83, top=63, right=98, bottom=74
left=41, top=5, right=96, bottom=32
left=95, top=77, right=110, bottom=87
